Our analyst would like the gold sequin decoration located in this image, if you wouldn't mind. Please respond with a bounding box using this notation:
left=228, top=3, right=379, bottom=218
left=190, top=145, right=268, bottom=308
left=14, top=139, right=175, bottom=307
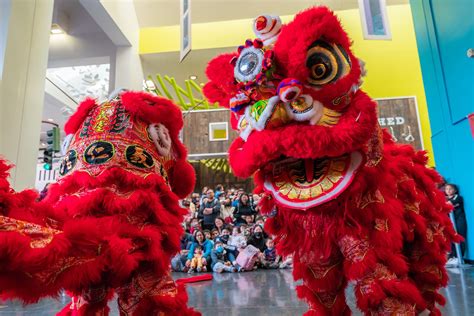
left=374, top=218, right=389, bottom=232
left=356, top=189, right=385, bottom=209
left=338, top=235, right=370, bottom=263
left=0, top=215, right=61, bottom=249
left=317, top=107, right=342, bottom=126
left=372, top=297, right=416, bottom=315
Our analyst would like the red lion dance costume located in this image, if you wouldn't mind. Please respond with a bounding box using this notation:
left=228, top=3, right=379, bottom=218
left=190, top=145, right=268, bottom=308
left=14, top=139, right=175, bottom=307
left=203, top=7, right=459, bottom=316
left=0, top=91, right=199, bottom=315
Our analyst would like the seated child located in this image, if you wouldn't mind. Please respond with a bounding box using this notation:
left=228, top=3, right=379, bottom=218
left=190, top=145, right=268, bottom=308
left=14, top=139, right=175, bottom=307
left=211, top=239, right=237, bottom=273
left=261, top=238, right=280, bottom=269
left=189, top=245, right=207, bottom=273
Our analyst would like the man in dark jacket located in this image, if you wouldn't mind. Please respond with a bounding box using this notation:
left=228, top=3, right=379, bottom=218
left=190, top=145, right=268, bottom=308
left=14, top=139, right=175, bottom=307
left=198, top=189, right=221, bottom=230
left=233, top=193, right=257, bottom=225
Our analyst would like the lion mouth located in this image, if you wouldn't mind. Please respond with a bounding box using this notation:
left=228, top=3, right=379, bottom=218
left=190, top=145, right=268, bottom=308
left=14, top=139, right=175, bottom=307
left=263, top=152, right=363, bottom=210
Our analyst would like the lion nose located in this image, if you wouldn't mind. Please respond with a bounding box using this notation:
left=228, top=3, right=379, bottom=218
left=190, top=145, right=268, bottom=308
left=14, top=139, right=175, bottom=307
left=277, top=78, right=302, bottom=102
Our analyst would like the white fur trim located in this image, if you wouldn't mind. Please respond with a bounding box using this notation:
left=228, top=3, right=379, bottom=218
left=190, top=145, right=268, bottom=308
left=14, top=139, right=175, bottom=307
left=253, top=15, right=282, bottom=42
left=284, top=94, right=321, bottom=122
left=61, top=134, right=74, bottom=155
left=239, top=125, right=253, bottom=141
left=279, top=86, right=302, bottom=102
left=246, top=96, right=280, bottom=131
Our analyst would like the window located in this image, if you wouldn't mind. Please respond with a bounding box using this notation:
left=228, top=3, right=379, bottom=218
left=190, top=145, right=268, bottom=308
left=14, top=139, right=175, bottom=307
left=180, top=0, right=191, bottom=61
left=209, top=122, right=228, bottom=141
left=359, top=0, right=391, bottom=40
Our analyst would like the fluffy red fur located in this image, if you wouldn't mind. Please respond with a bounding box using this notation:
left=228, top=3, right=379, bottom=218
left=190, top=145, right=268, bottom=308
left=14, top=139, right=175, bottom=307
left=0, top=92, right=199, bottom=315
left=204, top=6, right=459, bottom=315
left=273, top=7, right=361, bottom=109
left=261, top=135, right=459, bottom=315
left=66, top=91, right=184, bottom=137
left=229, top=91, right=377, bottom=178
left=202, top=52, right=239, bottom=108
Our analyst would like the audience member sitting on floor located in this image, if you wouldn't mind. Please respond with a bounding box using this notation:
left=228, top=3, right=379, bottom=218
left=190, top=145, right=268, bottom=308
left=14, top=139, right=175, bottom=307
left=220, top=227, right=238, bottom=264
left=203, top=229, right=212, bottom=240
left=279, top=255, right=293, bottom=269
left=255, top=216, right=265, bottom=228
left=214, top=217, right=226, bottom=234
left=171, top=231, right=194, bottom=272
left=244, top=214, right=255, bottom=226
left=211, top=238, right=237, bottom=273
left=228, top=226, right=247, bottom=254
left=261, top=238, right=281, bottom=269
left=241, top=224, right=252, bottom=239
left=247, top=225, right=266, bottom=252
left=188, top=245, right=206, bottom=273
left=186, top=230, right=213, bottom=271
left=211, top=228, right=220, bottom=240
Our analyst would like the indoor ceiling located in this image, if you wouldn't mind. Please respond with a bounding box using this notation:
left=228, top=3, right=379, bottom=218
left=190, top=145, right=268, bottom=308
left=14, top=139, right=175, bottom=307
left=139, top=0, right=410, bottom=91
left=47, top=64, right=110, bottom=102
left=141, top=47, right=235, bottom=87
left=133, top=0, right=409, bottom=28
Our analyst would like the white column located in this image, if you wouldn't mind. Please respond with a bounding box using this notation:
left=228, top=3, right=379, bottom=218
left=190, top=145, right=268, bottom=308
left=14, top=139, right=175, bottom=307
left=100, top=0, right=144, bottom=90
left=0, top=0, right=54, bottom=190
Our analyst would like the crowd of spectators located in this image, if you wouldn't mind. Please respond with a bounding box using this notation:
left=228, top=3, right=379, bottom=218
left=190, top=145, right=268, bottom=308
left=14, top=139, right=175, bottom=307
left=172, top=185, right=292, bottom=273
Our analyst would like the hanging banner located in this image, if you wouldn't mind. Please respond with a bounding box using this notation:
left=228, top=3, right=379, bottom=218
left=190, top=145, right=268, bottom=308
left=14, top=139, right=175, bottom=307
left=180, top=0, right=191, bottom=62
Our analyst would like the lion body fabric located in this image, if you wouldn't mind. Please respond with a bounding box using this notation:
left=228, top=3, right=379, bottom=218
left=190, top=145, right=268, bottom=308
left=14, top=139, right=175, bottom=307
left=0, top=91, right=199, bottom=316
left=203, top=6, right=459, bottom=316
left=260, top=133, right=457, bottom=315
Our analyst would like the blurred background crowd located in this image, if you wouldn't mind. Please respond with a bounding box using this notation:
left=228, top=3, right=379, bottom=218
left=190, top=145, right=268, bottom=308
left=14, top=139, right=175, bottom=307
left=172, top=185, right=292, bottom=274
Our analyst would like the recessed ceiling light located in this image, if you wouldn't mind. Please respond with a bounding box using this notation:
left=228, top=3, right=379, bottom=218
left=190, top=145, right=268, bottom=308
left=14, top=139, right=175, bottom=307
left=189, top=75, right=197, bottom=80
left=51, top=23, right=65, bottom=35
left=47, top=118, right=54, bottom=122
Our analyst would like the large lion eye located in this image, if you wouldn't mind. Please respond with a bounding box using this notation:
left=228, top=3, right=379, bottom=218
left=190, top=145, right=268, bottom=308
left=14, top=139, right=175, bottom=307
left=234, top=46, right=264, bottom=82
left=306, top=40, right=351, bottom=86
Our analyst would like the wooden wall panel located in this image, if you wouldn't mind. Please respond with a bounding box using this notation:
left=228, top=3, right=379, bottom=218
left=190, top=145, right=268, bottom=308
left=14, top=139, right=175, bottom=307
left=191, top=161, right=254, bottom=193
left=376, top=97, right=423, bottom=150
left=183, top=109, right=238, bottom=157
left=183, top=98, right=423, bottom=155
left=184, top=97, right=423, bottom=191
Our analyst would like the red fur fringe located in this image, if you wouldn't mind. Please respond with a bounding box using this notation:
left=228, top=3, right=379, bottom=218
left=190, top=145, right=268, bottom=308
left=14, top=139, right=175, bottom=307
left=0, top=164, right=193, bottom=310
left=203, top=52, right=239, bottom=108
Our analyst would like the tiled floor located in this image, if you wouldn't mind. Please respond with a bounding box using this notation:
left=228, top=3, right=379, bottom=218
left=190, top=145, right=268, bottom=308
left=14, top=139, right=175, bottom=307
left=1, top=266, right=473, bottom=315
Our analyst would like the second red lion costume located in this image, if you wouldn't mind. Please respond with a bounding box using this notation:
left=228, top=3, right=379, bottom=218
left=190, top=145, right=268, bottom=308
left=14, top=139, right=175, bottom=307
left=204, top=7, right=460, bottom=316
left=0, top=91, right=199, bottom=315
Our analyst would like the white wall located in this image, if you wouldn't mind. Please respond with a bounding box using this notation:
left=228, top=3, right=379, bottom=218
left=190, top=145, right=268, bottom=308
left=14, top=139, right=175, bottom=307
left=48, top=31, right=115, bottom=68
left=0, top=0, right=54, bottom=190
left=100, top=0, right=144, bottom=90
left=0, top=0, right=11, bottom=79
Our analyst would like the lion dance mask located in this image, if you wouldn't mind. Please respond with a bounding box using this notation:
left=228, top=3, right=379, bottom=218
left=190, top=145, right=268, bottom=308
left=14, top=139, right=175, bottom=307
left=203, top=7, right=460, bottom=316
left=0, top=91, right=199, bottom=315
